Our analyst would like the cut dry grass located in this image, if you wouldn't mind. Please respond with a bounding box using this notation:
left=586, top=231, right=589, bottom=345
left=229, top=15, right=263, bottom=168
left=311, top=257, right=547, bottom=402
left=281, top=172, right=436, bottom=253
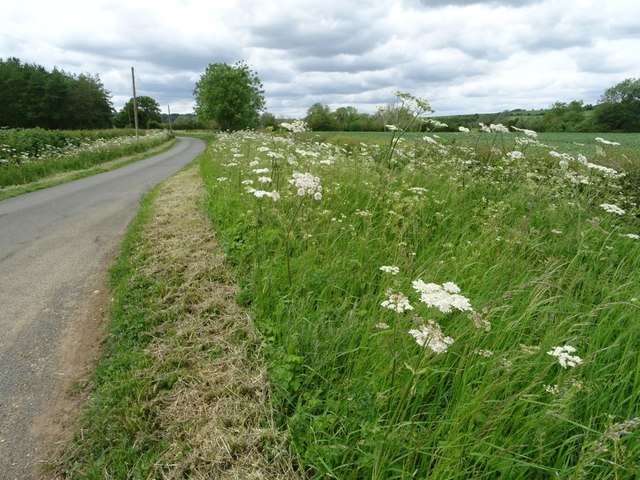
left=141, top=166, right=299, bottom=479
left=52, top=163, right=300, bottom=479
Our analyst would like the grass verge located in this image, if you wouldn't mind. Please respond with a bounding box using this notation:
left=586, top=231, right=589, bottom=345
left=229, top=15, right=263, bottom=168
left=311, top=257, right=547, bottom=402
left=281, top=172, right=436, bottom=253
left=0, top=137, right=176, bottom=202
left=200, top=130, right=639, bottom=479
left=50, top=161, right=299, bottom=479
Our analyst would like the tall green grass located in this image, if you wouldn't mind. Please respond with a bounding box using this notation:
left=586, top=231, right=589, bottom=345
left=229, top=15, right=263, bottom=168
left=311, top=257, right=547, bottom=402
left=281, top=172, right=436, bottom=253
left=0, top=129, right=173, bottom=188
left=201, top=130, right=639, bottom=478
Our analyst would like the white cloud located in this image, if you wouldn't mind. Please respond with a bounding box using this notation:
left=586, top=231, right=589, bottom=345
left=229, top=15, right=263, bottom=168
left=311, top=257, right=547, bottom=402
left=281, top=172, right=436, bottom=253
left=0, top=0, right=639, bottom=117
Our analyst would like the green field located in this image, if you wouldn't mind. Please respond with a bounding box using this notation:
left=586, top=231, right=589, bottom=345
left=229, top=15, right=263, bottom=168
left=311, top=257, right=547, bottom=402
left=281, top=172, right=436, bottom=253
left=198, top=128, right=639, bottom=478
left=309, top=130, right=640, bottom=159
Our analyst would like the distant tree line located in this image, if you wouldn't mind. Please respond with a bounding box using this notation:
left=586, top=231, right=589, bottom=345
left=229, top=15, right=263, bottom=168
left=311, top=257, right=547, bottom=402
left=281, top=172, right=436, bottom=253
left=299, top=78, right=640, bottom=133
left=0, top=57, right=113, bottom=129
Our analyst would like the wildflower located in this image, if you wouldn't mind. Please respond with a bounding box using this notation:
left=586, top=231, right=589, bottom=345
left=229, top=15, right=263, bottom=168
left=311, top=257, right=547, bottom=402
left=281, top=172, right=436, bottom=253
left=511, top=126, right=538, bottom=138
left=458, top=126, right=470, bottom=133
left=375, top=322, right=390, bottom=330
left=544, top=384, right=559, bottom=394
left=428, top=119, right=448, bottom=128
left=474, top=349, right=494, bottom=357
left=247, top=188, right=280, bottom=202
left=258, top=176, right=272, bottom=184
left=506, top=151, right=524, bottom=159
left=547, top=345, right=583, bottom=368
left=241, top=179, right=254, bottom=185
left=621, top=233, right=640, bottom=240
left=600, top=203, right=625, bottom=215
left=423, top=135, right=438, bottom=145
left=216, top=177, right=228, bottom=182
left=412, top=280, right=473, bottom=313
left=551, top=229, right=563, bottom=234
left=489, top=123, right=509, bottom=133
left=355, top=209, right=372, bottom=217
left=381, top=290, right=414, bottom=313
left=253, top=168, right=270, bottom=174
left=290, top=172, right=323, bottom=200
left=281, top=120, right=309, bottom=133
left=385, top=124, right=400, bottom=131
left=595, top=137, right=621, bottom=146
left=379, top=265, right=400, bottom=275
left=408, top=320, right=454, bottom=353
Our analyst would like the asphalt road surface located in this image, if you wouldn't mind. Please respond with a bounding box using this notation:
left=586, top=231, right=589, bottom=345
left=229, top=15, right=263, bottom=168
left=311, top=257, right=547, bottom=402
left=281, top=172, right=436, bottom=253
left=0, top=137, right=205, bottom=479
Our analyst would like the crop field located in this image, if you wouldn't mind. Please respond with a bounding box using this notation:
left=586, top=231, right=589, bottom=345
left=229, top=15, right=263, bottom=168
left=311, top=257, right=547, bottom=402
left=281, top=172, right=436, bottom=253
left=200, top=124, right=639, bottom=478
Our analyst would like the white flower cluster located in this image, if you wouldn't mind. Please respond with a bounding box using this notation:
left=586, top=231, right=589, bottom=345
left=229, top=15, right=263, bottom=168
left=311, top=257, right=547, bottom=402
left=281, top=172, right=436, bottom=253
left=479, top=122, right=509, bottom=133
left=290, top=172, right=323, bottom=200
left=379, top=265, right=400, bottom=275
left=381, top=290, right=414, bottom=313
left=246, top=188, right=280, bottom=202
left=458, top=126, right=470, bottom=133
left=547, top=345, right=583, bottom=368
left=600, top=203, right=625, bottom=215
left=411, top=280, right=473, bottom=313
left=595, top=137, right=621, bottom=146
left=408, top=320, right=454, bottom=353
left=280, top=120, right=309, bottom=133
left=511, top=126, right=538, bottom=138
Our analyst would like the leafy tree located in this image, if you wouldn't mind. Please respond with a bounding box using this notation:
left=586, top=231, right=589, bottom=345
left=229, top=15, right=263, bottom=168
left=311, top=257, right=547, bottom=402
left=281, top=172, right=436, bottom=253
left=541, top=101, right=586, bottom=132
left=114, top=96, right=162, bottom=128
left=332, top=106, right=359, bottom=131
left=0, top=57, right=113, bottom=129
left=193, top=61, right=265, bottom=131
left=594, top=78, right=640, bottom=132
left=304, top=103, right=334, bottom=131
left=259, top=111, right=278, bottom=129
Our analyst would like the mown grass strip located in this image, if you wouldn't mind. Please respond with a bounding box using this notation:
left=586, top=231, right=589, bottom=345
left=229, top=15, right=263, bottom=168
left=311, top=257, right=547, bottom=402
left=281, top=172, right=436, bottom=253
left=51, top=158, right=299, bottom=479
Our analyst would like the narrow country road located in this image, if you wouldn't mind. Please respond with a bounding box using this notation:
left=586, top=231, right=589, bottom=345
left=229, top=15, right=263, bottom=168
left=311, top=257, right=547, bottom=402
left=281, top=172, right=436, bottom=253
left=0, top=137, right=205, bottom=479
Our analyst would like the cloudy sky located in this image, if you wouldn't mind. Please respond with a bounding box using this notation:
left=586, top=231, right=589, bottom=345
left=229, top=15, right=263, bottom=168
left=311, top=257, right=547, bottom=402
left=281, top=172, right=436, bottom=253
left=1, top=0, right=639, bottom=118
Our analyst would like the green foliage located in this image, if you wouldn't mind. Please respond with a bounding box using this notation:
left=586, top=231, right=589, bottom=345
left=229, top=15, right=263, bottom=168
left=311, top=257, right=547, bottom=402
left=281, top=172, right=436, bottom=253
left=304, top=103, right=333, bottom=131
left=594, top=79, right=640, bottom=132
left=0, top=57, right=113, bottom=129
left=114, top=96, right=162, bottom=129
left=541, top=100, right=590, bottom=132
left=193, top=61, right=265, bottom=131
left=0, top=128, right=173, bottom=188
left=202, top=129, right=640, bottom=479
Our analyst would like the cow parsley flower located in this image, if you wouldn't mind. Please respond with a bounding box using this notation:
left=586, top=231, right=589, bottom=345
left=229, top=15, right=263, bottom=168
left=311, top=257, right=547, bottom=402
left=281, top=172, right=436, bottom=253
left=290, top=172, right=323, bottom=200
left=595, top=137, right=621, bottom=146
left=258, top=176, right=272, bottom=184
left=381, top=290, right=414, bottom=313
left=507, top=151, right=524, bottom=160
left=547, top=345, right=583, bottom=368
left=408, top=320, right=454, bottom=353
left=379, top=265, right=400, bottom=275
left=458, top=126, right=470, bottom=133
left=412, top=280, right=473, bottom=313
left=621, top=233, right=640, bottom=240
left=600, top=203, right=625, bottom=215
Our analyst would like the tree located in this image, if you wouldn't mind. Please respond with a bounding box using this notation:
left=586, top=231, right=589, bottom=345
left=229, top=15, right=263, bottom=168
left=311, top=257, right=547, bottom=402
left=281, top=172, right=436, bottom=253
left=0, top=58, right=113, bottom=129
left=193, top=61, right=265, bottom=131
left=114, top=96, right=162, bottom=128
left=332, top=106, right=359, bottom=131
left=304, top=103, right=334, bottom=131
left=594, top=78, right=640, bottom=132
left=541, top=101, right=586, bottom=132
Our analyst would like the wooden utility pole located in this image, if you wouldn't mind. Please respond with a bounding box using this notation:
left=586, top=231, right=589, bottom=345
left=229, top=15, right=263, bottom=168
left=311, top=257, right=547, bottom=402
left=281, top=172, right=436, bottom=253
left=168, top=105, right=173, bottom=132
left=131, top=67, right=139, bottom=141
